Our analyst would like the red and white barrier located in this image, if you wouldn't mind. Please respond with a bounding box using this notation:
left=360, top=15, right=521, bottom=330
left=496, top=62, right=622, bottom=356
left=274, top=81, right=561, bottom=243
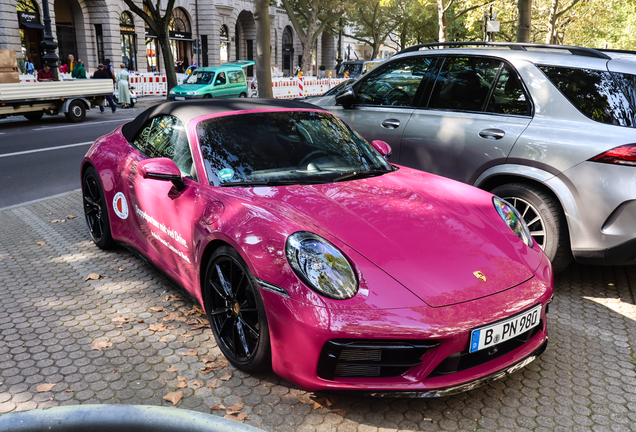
left=19, top=73, right=345, bottom=99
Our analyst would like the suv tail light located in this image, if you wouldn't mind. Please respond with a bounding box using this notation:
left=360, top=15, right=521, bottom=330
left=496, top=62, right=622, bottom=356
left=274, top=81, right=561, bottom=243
left=589, top=144, right=636, bottom=166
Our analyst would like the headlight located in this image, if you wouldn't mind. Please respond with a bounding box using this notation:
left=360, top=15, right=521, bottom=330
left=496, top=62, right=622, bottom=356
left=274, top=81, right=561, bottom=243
left=493, top=197, right=533, bottom=248
left=286, top=232, right=358, bottom=299
left=169, top=89, right=175, bottom=95
left=187, top=91, right=198, bottom=95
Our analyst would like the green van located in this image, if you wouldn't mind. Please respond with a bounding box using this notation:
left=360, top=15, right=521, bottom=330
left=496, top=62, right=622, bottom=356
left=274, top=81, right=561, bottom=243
left=168, top=61, right=254, bottom=100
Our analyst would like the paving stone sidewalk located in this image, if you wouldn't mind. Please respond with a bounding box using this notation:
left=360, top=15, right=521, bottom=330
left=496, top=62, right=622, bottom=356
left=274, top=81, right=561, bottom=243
left=1, top=190, right=636, bottom=431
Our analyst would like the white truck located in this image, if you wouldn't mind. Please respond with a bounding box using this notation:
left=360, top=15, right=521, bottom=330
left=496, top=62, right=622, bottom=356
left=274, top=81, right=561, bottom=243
left=0, top=80, right=114, bottom=123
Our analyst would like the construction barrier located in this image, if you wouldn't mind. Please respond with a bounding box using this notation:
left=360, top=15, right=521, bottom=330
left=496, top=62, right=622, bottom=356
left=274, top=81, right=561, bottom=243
left=19, top=73, right=345, bottom=99
left=269, top=77, right=345, bottom=99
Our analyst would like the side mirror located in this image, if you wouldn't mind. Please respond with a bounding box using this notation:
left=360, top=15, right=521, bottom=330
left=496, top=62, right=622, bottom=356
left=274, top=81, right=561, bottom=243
left=215, top=80, right=221, bottom=85
left=138, top=158, right=185, bottom=191
left=371, top=140, right=392, bottom=159
left=335, top=87, right=356, bottom=107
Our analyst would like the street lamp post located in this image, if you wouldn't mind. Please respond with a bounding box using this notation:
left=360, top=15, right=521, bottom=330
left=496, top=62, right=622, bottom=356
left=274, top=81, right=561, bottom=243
left=40, top=0, right=59, bottom=80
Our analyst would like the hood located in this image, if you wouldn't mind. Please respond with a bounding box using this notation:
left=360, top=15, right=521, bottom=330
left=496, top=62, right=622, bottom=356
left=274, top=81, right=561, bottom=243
left=172, top=83, right=208, bottom=93
left=252, top=169, right=534, bottom=308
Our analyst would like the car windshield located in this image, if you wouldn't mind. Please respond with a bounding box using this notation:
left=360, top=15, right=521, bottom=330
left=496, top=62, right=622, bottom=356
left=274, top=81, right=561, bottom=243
left=184, top=71, right=214, bottom=84
left=197, top=111, right=392, bottom=186
left=338, top=63, right=363, bottom=76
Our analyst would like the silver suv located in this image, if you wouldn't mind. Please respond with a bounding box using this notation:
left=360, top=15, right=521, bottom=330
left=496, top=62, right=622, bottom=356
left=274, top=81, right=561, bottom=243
left=309, top=42, right=636, bottom=273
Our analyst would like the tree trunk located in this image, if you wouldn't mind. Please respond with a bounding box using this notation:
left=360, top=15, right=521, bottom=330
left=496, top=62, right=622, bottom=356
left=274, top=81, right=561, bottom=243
left=157, top=31, right=177, bottom=91
left=437, top=0, right=448, bottom=43
left=301, top=40, right=313, bottom=77
left=517, top=0, right=532, bottom=42
left=254, top=0, right=273, bottom=98
left=545, top=0, right=559, bottom=44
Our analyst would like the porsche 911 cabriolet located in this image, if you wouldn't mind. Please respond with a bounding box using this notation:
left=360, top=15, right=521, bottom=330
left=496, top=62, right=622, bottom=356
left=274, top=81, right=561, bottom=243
left=81, top=99, right=552, bottom=396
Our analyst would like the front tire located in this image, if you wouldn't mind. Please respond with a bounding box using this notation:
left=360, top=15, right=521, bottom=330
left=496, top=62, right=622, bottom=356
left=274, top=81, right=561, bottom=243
left=204, top=246, right=271, bottom=372
left=239, top=93, right=247, bottom=98
left=491, top=183, right=572, bottom=273
left=82, top=166, right=115, bottom=250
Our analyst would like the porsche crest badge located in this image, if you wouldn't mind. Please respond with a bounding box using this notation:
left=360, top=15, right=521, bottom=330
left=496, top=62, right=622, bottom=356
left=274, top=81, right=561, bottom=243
left=473, top=271, right=486, bottom=282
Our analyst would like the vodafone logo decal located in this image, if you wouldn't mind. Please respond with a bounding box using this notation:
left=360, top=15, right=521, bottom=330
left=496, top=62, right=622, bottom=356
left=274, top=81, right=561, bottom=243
left=113, top=192, right=129, bottom=219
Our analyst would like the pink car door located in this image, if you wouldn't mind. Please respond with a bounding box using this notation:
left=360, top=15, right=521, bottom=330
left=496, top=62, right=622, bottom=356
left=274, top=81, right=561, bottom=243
left=125, top=115, right=199, bottom=288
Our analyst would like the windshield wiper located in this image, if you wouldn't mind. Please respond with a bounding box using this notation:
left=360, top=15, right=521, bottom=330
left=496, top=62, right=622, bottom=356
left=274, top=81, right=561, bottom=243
left=333, top=169, right=392, bottom=182
left=219, top=179, right=328, bottom=187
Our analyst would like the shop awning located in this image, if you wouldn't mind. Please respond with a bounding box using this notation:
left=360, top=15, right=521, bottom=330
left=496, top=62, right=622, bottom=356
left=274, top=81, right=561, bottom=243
left=20, top=22, right=45, bottom=29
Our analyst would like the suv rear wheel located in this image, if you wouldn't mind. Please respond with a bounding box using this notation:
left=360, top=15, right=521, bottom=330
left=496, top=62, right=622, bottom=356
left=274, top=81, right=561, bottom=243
left=491, top=183, right=572, bottom=274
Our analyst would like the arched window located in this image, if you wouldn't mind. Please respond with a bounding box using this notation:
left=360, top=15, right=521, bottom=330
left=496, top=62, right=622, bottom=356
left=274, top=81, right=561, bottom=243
left=220, top=25, right=229, bottom=63
left=16, top=0, right=43, bottom=69
left=169, top=8, right=192, bottom=73
left=282, top=26, right=294, bottom=76
left=169, top=8, right=191, bottom=34
left=16, top=0, right=38, bottom=13
left=120, top=11, right=136, bottom=71
left=120, top=11, right=134, bottom=32
left=143, top=4, right=158, bottom=72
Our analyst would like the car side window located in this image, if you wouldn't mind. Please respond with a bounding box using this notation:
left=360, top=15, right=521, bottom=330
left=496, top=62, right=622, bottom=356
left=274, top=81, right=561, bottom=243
left=540, top=66, right=636, bottom=127
left=485, top=63, right=531, bottom=116
left=428, top=57, right=501, bottom=112
left=132, top=115, right=196, bottom=179
left=355, top=58, right=432, bottom=107
left=228, top=71, right=245, bottom=84
left=215, top=72, right=227, bottom=86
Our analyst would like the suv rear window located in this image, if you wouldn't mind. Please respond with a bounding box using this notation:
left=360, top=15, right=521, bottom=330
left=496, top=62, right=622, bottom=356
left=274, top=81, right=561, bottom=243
left=539, top=66, right=636, bottom=127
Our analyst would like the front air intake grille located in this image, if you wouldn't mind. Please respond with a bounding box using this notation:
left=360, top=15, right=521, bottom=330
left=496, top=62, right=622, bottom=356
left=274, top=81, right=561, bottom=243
left=428, top=320, right=542, bottom=378
left=317, top=339, right=440, bottom=380
left=335, top=364, right=382, bottom=377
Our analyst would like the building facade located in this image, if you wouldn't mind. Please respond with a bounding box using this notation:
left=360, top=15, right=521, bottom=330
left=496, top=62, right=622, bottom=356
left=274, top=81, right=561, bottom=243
left=1, top=0, right=337, bottom=77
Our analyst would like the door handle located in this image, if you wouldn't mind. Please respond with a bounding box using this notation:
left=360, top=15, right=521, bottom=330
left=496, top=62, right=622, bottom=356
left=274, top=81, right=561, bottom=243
left=381, top=119, right=401, bottom=129
left=479, top=129, right=505, bottom=140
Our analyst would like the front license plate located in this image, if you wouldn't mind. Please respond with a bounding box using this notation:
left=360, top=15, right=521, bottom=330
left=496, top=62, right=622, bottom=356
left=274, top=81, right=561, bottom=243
left=174, top=96, right=185, bottom=101
left=469, top=304, right=542, bottom=353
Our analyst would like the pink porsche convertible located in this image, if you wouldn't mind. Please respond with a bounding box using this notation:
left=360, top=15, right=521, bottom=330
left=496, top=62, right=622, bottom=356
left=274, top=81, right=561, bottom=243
left=81, top=99, right=553, bottom=396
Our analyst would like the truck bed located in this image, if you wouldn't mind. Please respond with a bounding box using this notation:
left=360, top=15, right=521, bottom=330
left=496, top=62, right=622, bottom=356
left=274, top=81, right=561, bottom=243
left=0, top=80, right=113, bottom=102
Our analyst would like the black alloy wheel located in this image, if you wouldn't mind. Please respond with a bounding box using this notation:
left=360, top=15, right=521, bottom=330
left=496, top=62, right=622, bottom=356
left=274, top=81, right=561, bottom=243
left=204, top=246, right=270, bottom=372
left=82, top=167, right=114, bottom=250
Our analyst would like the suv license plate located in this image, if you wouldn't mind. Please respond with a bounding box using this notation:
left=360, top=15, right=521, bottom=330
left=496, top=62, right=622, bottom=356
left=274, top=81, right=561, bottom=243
left=469, top=304, right=542, bottom=353
left=174, top=96, right=185, bottom=101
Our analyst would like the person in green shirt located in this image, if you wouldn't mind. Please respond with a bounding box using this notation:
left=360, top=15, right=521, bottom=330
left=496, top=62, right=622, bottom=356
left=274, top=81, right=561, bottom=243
left=71, top=59, right=87, bottom=79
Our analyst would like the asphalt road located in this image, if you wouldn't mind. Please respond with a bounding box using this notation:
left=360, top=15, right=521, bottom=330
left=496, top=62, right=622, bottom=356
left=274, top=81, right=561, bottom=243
left=0, top=100, right=160, bottom=209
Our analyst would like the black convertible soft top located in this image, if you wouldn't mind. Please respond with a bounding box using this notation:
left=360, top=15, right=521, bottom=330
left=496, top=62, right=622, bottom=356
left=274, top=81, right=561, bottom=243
left=121, top=99, right=320, bottom=142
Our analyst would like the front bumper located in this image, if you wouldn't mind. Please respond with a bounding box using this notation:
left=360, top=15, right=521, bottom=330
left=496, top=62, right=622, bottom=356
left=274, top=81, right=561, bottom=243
left=365, top=338, right=547, bottom=398
left=259, top=254, right=552, bottom=393
left=168, top=94, right=206, bottom=101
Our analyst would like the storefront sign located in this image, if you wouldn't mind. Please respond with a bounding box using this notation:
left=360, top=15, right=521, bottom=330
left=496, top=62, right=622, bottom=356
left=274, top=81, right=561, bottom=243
left=18, top=11, right=38, bottom=24
left=169, top=31, right=192, bottom=40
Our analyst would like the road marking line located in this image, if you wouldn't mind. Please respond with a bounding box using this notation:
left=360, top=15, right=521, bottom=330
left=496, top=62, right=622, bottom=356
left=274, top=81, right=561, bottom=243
left=34, top=117, right=135, bottom=130
left=0, top=141, right=93, bottom=158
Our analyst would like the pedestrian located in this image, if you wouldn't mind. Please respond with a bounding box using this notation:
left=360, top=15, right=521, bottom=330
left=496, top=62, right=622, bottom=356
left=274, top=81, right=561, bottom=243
left=24, top=56, right=34, bottom=75
left=116, top=63, right=131, bottom=108
left=71, top=59, right=86, bottom=79
left=273, top=64, right=280, bottom=75
left=37, top=64, right=54, bottom=81
left=59, top=61, right=68, bottom=74
left=176, top=57, right=184, bottom=73
left=91, top=64, right=116, bottom=114
left=67, top=54, right=75, bottom=73
left=104, top=58, right=114, bottom=75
